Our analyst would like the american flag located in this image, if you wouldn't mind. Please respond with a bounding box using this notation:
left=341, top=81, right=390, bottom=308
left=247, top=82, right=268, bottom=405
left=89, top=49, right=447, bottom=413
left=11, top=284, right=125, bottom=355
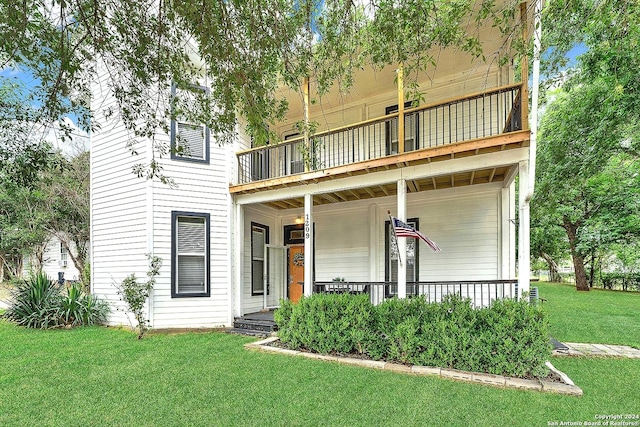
left=391, top=216, right=442, bottom=252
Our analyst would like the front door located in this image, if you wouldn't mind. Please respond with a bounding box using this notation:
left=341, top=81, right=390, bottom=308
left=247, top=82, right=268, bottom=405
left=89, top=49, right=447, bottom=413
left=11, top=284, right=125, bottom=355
left=288, top=246, right=305, bottom=303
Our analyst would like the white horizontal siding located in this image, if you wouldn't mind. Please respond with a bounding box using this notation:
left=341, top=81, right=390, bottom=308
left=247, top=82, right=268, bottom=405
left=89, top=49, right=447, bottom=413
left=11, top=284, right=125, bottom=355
left=90, top=61, right=150, bottom=326
left=149, top=134, right=234, bottom=328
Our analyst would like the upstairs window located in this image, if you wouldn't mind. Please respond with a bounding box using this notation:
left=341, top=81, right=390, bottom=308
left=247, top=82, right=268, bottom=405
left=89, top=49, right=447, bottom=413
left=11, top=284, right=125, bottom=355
left=170, top=84, right=210, bottom=163
left=171, top=211, right=210, bottom=297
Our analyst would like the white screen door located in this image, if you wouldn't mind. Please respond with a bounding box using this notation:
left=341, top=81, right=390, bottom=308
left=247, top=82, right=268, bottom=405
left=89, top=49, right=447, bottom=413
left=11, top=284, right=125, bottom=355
left=264, top=245, right=286, bottom=309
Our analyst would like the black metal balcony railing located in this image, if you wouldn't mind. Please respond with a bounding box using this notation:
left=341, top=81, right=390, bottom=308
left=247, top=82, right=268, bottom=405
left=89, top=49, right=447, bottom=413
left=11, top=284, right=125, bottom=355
left=313, top=279, right=518, bottom=308
left=238, top=84, right=523, bottom=184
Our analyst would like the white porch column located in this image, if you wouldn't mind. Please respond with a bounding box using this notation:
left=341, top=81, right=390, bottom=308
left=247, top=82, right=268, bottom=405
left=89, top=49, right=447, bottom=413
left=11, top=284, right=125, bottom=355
left=397, top=179, right=407, bottom=299
left=304, top=193, right=314, bottom=297
left=518, top=161, right=530, bottom=299
left=233, top=202, right=244, bottom=318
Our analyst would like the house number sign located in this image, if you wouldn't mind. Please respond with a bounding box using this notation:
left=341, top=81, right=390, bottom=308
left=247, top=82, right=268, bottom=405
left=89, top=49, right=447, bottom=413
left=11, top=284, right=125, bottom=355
left=304, top=214, right=310, bottom=240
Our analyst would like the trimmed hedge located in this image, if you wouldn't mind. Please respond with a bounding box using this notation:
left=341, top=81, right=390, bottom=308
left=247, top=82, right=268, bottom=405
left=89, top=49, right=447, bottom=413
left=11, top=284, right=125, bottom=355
left=274, top=293, right=551, bottom=378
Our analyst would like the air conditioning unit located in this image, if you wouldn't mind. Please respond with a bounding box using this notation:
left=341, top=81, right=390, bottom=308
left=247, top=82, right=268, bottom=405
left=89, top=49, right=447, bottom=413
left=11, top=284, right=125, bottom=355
left=58, top=260, right=68, bottom=268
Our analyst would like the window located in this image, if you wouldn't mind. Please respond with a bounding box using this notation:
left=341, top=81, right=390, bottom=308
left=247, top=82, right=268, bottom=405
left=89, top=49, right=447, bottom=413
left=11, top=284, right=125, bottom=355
left=251, top=223, right=269, bottom=295
left=60, top=242, right=68, bottom=268
left=170, top=84, right=210, bottom=163
left=285, top=133, right=304, bottom=174
left=385, top=218, right=419, bottom=296
left=251, top=130, right=270, bottom=181
left=386, top=102, right=419, bottom=155
left=171, top=212, right=210, bottom=297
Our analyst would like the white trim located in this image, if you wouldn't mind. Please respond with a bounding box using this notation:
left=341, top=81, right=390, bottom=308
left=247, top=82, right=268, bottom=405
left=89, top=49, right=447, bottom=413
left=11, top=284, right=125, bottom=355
left=233, top=202, right=244, bottom=317
left=518, top=161, right=530, bottom=298
left=303, top=194, right=313, bottom=297
left=236, top=148, right=529, bottom=206
left=397, top=179, right=407, bottom=299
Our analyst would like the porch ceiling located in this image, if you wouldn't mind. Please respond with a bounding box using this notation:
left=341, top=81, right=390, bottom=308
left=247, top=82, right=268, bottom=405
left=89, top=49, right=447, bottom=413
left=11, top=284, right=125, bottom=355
left=230, top=130, right=529, bottom=210
left=262, top=164, right=515, bottom=210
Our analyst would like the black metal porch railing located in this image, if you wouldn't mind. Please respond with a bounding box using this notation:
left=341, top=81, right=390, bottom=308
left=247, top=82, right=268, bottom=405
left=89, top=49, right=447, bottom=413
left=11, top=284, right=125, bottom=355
left=238, top=83, right=523, bottom=184
left=313, top=280, right=518, bottom=308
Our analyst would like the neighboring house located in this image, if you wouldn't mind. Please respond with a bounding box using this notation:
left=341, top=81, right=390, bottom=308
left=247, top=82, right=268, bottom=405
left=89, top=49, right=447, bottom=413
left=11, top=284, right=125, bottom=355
left=24, top=236, right=83, bottom=283
left=90, top=3, right=534, bottom=328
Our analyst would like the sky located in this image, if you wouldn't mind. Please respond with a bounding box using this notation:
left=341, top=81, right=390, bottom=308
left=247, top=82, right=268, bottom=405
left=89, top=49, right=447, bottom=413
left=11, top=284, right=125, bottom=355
left=0, top=65, right=89, bottom=158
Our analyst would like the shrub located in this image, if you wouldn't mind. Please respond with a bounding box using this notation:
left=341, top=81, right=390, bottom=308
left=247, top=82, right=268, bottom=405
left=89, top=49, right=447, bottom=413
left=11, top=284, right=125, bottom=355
left=116, top=255, right=162, bottom=339
left=275, top=293, right=375, bottom=355
left=3, top=272, right=109, bottom=329
left=276, top=293, right=551, bottom=378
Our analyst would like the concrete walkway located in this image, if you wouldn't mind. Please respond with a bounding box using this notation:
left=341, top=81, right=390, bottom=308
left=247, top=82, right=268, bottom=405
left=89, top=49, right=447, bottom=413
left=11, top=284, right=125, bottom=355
left=553, top=342, right=640, bottom=359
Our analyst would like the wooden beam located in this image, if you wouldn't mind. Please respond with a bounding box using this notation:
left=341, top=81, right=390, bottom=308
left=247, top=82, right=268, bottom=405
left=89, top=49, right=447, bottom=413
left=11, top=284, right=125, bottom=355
left=470, top=171, right=475, bottom=185
left=398, top=64, right=405, bottom=154
left=432, top=177, right=437, bottom=189
left=321, top=193, right=340, bottom=203
left=303, top=76, right=310, bottom=173
left=364, top=187, right=375, bottom=198
left=379, top=185, right=389, bottom=196
left=489, top=168, right=497, bottom=182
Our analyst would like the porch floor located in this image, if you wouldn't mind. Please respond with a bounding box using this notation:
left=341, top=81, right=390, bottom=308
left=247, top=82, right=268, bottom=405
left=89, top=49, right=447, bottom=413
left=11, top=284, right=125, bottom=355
left=242, top=310, right=275, bottom=322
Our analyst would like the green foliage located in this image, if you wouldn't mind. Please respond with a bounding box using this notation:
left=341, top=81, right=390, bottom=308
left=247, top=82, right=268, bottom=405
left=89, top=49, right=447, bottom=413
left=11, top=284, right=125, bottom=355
left=0, top=0, right=525, bottom=174
left=2, top=271, right=108, bottom=328
left=275, top=293, right=375, bottom=355
left=534, top=1, right=640, bottom=290
left=3, top=272, right=61, bottom=328
left=599, top=272, right=640, bottom=292
left=275, top=293, right=551, bottom=378
left=116, top=255, right=162, bottom=339
left=59, top=283, right=110, bottom=327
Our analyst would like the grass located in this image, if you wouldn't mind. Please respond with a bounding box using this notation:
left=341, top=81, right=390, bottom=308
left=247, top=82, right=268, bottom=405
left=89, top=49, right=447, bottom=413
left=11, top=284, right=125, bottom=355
left=0, top=283, right=639, bottom=426
left=536, top=281, right=640, bottom=348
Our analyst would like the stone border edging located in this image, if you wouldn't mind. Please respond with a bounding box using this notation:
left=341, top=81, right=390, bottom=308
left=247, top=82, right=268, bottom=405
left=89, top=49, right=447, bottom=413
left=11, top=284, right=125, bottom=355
left=245, top=337, right=583, bottom=396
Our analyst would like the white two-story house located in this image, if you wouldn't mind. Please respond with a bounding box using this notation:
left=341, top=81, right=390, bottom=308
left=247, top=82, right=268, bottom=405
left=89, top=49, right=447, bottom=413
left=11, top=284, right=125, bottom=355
left=90, top=1, right=535, bottom=329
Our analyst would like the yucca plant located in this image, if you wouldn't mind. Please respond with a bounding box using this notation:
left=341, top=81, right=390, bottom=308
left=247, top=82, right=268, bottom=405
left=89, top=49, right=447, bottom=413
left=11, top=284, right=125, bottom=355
left=3, top=273, right=109, bottom=329
left=3, top=272, right=62, bottom=329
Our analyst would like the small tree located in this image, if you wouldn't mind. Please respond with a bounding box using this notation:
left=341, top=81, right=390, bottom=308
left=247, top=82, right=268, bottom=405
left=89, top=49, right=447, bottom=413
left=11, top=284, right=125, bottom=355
left=117, top=255, right=162, bottom=339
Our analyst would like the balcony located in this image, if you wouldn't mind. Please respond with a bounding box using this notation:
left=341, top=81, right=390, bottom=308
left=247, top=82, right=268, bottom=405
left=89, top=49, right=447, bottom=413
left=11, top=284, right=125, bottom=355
left=231, top=83, right=529, bottom=205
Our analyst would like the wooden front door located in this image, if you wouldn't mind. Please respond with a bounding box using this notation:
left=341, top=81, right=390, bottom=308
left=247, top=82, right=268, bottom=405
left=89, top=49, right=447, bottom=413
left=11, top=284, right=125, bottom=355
left=288, top=246, right=304, bottom=303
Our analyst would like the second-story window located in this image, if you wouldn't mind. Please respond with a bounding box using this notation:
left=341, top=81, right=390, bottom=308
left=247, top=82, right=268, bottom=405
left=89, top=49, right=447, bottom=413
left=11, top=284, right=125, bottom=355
left=170, top=84, right=210, bottom=163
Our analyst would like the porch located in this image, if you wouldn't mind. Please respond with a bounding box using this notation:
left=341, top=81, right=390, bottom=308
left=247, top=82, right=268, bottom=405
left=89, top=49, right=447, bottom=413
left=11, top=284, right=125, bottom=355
left=314, top=279, right=518, bottom=309
left=231, top=81, right=532, bottom=318
left=232, top=278, right=518, bottom=335
left=231, top=83, right=529, bottom=210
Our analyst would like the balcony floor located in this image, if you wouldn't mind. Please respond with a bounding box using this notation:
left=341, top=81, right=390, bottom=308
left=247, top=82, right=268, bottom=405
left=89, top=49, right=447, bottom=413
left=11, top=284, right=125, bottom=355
left=230, top=130, right=529, bottom=210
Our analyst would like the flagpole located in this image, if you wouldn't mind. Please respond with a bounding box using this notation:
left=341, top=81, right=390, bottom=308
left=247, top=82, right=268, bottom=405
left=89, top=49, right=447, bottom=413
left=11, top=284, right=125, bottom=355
left=387, top=210, right=402, bottom=266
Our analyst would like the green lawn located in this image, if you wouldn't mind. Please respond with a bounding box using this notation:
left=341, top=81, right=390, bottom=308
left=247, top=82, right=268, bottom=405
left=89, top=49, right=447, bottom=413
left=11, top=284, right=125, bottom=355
left=1, top=284, right=639, bottom=426
left=536, top=282, right=640, bottom=348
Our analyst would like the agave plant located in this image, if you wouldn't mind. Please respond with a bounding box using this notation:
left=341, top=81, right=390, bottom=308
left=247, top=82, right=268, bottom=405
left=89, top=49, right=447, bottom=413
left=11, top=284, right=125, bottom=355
left=3, top=272, right=62, bottom=329
left=3, top=272, right=109, bottom=329
left=60, top=284, right=109, bottom=326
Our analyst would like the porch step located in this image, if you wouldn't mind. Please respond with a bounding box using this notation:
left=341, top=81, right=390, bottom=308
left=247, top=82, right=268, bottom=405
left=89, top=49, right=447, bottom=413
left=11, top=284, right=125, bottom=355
left=228, top=327, right=272, bottom=337
left=230, top=317, right=277, bottom=337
